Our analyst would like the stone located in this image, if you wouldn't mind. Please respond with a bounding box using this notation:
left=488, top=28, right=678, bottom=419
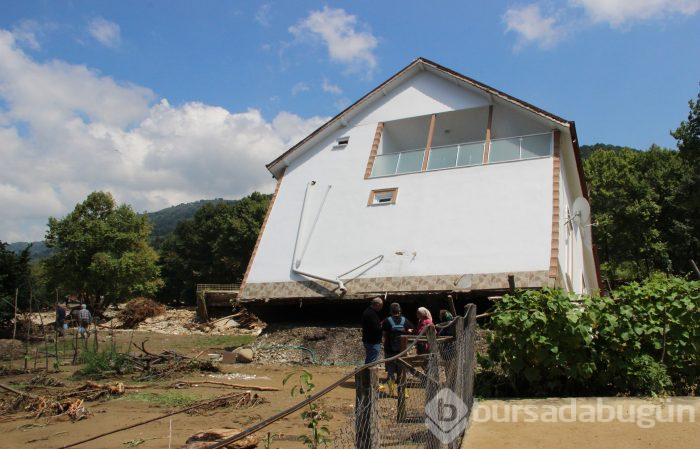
left=235, top=348, right=254, bottom=363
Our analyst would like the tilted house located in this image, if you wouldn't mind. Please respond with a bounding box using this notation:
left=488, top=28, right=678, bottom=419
left=240, top=58, right=601, bottom=305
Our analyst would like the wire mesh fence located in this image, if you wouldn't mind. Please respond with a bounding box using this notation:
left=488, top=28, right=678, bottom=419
left=204, top=304, right=477, bottom=449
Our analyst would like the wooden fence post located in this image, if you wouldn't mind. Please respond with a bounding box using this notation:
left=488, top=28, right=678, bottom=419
left=355, top=367, right=379, bottom=449
left=397, top=335, right=408, bottom=422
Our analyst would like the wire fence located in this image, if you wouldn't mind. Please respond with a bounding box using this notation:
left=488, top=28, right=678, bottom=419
left=204, top=304, right=477, bottom=449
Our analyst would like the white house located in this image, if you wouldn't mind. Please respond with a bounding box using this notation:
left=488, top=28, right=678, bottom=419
left=240, top=58, right=601, bottom=304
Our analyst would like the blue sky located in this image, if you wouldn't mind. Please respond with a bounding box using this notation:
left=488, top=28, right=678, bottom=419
left=1, top=0, right=699, bottom=242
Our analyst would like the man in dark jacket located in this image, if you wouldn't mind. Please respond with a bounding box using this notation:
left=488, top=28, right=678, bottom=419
left=361, top=297, right=384, bottom=364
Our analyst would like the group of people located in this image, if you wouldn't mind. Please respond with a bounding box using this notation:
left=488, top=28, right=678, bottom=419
left=361, top=296, right=455, bottom=393
left=54, top=303, right=93, bottom=338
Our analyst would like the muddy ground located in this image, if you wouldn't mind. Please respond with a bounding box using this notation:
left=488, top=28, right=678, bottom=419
left=1, top=329, right=698, bottom=449
left=0, top=331, right=357, bottom=449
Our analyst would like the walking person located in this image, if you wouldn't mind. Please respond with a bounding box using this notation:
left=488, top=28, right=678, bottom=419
left=55, top=304, right=66, bottom=337
left=361, top=297, right=384, bottom=364
left=78, top=304, right=92, bottom=338
left=381, top=302, right=413, bottom=396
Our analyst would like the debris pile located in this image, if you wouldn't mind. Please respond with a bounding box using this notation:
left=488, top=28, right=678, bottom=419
left=126, top=341, right=220, bottom=380
left=184, top=391, right=264, bottom=416
left=118, top=297, right=166, bottom=328
left=252, top=325, right=364, bottom=365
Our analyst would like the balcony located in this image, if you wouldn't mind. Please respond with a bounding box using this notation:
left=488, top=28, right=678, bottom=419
left=369, top=132, right=552, bottom=178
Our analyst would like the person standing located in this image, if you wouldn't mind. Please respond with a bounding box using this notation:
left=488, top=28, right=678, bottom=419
left=381, top=302, right=413, bottom=395
left=78, top=304, right=92, bottom=338
left=55, top=304, right=66, bottom=337
left=415, top=307, right=433, bottom=354
left=361, top=297, right=384, bottom=364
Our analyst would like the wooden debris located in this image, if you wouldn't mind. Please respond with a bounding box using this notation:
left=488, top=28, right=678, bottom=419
left=180, top=428, right=258, bottom=449
left=171, top=380, right=279, bottom=391
left=185, top=391, right=264, bottom=415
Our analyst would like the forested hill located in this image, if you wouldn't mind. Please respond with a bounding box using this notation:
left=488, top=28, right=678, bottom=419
left=579, top=143, right=638, bottom=159
left=9, top=198, right=238, bottom=260
left=146, top=198, right=238, bottom=248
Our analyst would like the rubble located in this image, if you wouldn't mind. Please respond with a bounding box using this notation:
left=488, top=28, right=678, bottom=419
left=252, top=325, right=364, bottom=365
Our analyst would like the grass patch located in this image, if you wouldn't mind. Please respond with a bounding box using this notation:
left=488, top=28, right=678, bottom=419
left=126, top=391, right=206, bottom=407
left=187, top=334, right=255, bottom=350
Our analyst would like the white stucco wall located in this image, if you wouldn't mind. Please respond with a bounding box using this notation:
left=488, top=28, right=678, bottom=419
left=246, top=72, right=556, bottom=285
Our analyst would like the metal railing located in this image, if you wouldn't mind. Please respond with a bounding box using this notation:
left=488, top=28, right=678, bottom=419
left=195, top=283, right=241, bottom=293
left=369, top=131, right=553, bottom=178
left=204, top=304, right=478, bottom=449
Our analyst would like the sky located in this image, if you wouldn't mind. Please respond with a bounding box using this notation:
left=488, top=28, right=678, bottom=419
left=1, top=0, right=699, bottom=243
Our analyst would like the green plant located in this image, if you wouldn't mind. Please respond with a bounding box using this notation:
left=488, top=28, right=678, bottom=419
left=72, top=347, right=133, bottom=379
left=127, top=391, right=203, bottom=407
left=282, top=370, right=332, bottom=448
left=485, top=288, right=596, bottom=395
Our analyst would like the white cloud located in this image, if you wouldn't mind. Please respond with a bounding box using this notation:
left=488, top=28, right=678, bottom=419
left=503, top=4, right=564, bottom=50
left=0, top=29, right=328, bottom=242
left=11, top=20, right=42, bottom=49
left=292, top=82, right=309, bottom=95
left=87, top=17, right=121, bottom=48
left=289, top=7, right=378, bottom=75
left=571, top=0, right=700, bottom=26
left=321, top=78, right=342, bottom=95
left=255, top=4, right=272, bottom=27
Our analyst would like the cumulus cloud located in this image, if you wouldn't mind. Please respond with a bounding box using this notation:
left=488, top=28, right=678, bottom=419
left=571, top=0, right=700, bottom=26
left=87, top=17, right=121, bottom=48
left=0, top=29, right=328, bottom=241
left=504, top=0, right=699, bottom=49
left=289, top=7, right=378, bottom=75
left=503, top=4, right=563, bottom=49
left=321, top=78, right=342, bottom=95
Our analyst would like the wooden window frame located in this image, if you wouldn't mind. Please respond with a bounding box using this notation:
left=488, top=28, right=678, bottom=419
left=367, top=188, right=398, bottom=206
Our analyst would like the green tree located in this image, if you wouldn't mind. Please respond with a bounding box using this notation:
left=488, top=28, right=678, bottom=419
left=584, top=146, right=694, bottom=281
left=671, top=90, right=700, bottom=269
left=0, top=241, right=32, bottom=323
left=44, top=192, right=163, bottom=309
left=158, top=192, right=270, bottom=303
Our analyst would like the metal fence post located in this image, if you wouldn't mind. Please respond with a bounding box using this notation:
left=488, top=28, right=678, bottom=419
left=355, top=367, right=379, bottom=449
left=425, top=326, right=440, bottom=449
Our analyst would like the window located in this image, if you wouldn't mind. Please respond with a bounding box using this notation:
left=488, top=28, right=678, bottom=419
left=368, top=188, right=398, bottom=206
left=333, top=136, right=350, bottom=149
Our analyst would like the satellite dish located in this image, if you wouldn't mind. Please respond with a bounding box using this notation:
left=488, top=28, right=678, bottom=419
left=572, top=197, right=591, bottom=226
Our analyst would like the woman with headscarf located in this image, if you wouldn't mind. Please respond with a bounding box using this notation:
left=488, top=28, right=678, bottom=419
left=415, top=307, right=433, bottom=354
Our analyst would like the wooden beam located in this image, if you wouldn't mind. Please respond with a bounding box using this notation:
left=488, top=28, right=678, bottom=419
left=549, top=130, right=561, bottom=279
left=364, top=122, right=385, bottom=179
left=483, top=105, right=493, bottom=163
left=421, top=114, right=437, bottom=171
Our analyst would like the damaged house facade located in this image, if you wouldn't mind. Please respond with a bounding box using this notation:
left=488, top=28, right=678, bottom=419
left=240, top=58, right=601, bottom=305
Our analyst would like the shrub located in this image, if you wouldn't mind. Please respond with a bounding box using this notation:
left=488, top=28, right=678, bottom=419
left=73, top=347, right=132, bottom=379
left=484, top=288, right=596, bottom=396
left=587, top=275, right=699, bottom=394
left=118, top=297, right=166, bottom=328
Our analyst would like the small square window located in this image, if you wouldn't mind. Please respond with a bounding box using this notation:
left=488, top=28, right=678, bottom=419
left=333, top=136, right=350, bottom=149
left=368, top=188, right=398, bottom=206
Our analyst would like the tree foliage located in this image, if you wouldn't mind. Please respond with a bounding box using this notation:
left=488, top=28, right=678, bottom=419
left=158, top=192, right=270, bottom=303
left=584, top=145, right=695, bottom=280
left=43, top=191, right=162, bottom=308
left=0, top=241, right=32, bottom=323
left=482, top=277, right=699, bottom=396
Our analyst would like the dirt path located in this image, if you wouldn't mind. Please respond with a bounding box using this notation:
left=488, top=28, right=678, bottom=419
left=461, top=398, right=699, bottom=449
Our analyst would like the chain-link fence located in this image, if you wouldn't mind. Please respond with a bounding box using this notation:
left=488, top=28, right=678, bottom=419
left=204, top=304, right=477, bottom=449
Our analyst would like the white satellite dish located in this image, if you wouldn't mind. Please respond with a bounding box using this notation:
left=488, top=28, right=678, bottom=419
left=571, top=197, right=591, bottom=226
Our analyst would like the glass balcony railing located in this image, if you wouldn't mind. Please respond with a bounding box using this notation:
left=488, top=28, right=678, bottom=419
left=369, top=132, right=552, bottom=178
left=371, top=149, right=424, bottom=177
